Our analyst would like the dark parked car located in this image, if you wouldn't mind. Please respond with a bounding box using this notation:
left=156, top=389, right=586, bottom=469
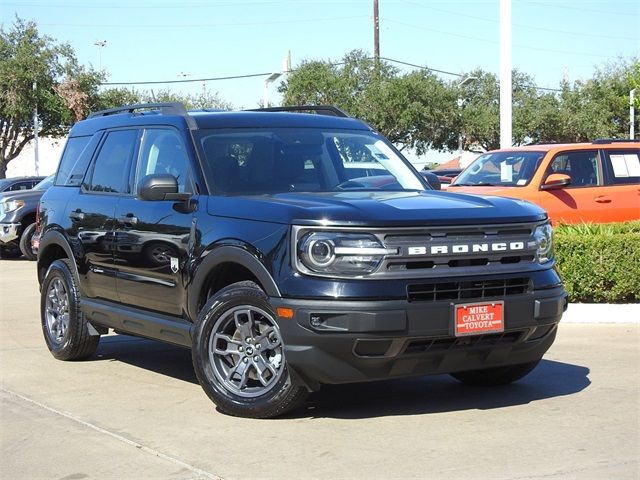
left=36, top=103, right=566, bottom=418
left=0, top=176, right=45, bottom=193
left=0, top=175, right=53, bottom=260
left=423, top=168, right=463, bottom=185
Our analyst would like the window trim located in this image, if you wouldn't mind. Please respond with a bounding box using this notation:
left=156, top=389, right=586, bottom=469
left=600, top=148, right=640, bottom=186
left=133, top=126, right=196, bottom=195
left=539, top=148, right=604, bottom=190
left=82, top=128, right=141, bottom=197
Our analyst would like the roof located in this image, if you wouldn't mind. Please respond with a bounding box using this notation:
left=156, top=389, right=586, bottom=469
left=491, top=141, right=640, bottom=153
left=70, top=109, right=371, bottom=137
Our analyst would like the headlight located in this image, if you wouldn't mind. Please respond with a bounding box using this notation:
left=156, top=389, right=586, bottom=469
left=1, top=199, right=25, bottom=214
left=533, top=223, right=554, bottom=263
left=297, top=231, right=397, bottom=276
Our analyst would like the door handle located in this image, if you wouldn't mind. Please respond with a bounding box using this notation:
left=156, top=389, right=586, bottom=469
left=118, top=213, right=138, bottom=225
left=595, top=196, right=611, bottom=204
left=69, top=209, right=85, bottom=221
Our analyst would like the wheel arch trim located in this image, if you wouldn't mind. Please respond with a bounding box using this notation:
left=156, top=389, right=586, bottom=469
left=188, top=245, right=281, bottom=319
left=38, top=230, right=79, bottom=288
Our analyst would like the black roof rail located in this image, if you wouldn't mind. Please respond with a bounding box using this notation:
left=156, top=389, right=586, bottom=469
left=592, top=138, right=640, bottom=144
left=248, top=105, right=350, bottom=118
left=87, top=102, right=197, bottom=129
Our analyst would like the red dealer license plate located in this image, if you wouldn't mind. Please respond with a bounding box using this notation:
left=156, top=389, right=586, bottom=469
left=455, top=301, right=504, bottom=337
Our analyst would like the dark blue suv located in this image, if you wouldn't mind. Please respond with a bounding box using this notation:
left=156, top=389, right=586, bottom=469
left=36, top=103, right=567, bottom=418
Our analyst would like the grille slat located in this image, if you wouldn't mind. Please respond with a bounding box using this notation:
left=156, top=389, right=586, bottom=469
left=407, top=277, right=531, bottom=302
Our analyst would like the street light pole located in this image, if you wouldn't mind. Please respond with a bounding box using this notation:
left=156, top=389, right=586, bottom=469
left=631, top=89, right=636, bottom=140
left=499, top=0, right=512, bottom=149
left=263, top=72, right=282, bottom=108
left=33, top=81, right=40, bottom=176
left=94, top=40, right=107, bottom=70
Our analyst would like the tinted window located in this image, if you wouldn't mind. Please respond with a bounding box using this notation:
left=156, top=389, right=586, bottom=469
left=602, top=149, right=640, bottom=185
left=86, top=130, right=138, bottom=193
left=8, top=181, right=32, bottom=191
left=547, top=150, right=600, bottom=188
left=136, top=129, right=192, bottom=193
left=55, top=136, right=92, bottom=186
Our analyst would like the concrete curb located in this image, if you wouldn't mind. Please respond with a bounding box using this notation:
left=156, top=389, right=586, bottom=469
left=562, top=303, right=639, bottom=324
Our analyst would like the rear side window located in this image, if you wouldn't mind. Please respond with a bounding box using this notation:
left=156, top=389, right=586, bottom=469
left=55, top=136, right=92, bottom=186
left=547, top=150, right=600, bottom=188
left=602, top=150, right=640, bottom=185
left=85, top=130, right=138, bottom=194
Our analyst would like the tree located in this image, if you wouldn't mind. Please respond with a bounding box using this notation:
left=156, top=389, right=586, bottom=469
left=0, top=18, right=103, bottom=177
left=280, top=50, right=456, bottom=152
left=94, top=86, right=233, bottom=112
left=557, top=59, right=639, bottom=142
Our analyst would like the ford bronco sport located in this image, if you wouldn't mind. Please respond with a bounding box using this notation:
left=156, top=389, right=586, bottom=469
left=36, top=103, right=567, bottom=418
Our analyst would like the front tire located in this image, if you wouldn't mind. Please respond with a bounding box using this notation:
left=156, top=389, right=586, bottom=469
left=41, top=259, right=100, bottom=360
left=192, top=281, right=307, bottom=418
left=19, top=222, right=37, bottom=261
left=450, top=360, right=540, bottom=386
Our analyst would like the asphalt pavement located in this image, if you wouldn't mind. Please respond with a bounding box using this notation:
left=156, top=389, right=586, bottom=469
left=1, top=258, right=638, bottom=480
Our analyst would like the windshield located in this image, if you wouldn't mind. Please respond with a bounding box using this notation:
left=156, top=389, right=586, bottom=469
left=451, top=151, right=545, bottom=187
left=34, top=175, right=55, bottom=190
left=196, top=128, right=425, bottom=194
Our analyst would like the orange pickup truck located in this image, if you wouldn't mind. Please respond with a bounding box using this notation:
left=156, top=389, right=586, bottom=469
left=448, top=141, right=640, bottom=224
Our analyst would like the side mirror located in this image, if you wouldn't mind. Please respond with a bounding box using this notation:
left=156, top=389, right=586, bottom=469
left=541, top=173, right=571, bottom=190
left=137, top=174, right=190, bottom=201
left=420, top=171, right=441, bottom=191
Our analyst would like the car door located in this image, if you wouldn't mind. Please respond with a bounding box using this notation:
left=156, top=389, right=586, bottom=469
left=537, top=149, right=611, bottom=224
left=71, top=129, right=139, bottom=301
left=113, top=127, right=195, bottom=316
left=599, top=148, right=640, bottom=222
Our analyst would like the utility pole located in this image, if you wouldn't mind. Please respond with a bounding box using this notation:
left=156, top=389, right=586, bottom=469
left=32, top=81, right=40, bottom=176
left=499, top=0, right=512, bottom=149
left=373, top=0, right=380, bottom=61
left=631, top=89, right=636, bottom=140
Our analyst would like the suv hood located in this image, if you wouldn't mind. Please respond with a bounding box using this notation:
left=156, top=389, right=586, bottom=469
left=207, top=190, right=546, bottom=226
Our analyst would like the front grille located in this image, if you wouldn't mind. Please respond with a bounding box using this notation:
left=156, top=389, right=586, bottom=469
left=381, top=223, right=538, bottom=275
left=404, top=331, right=524, bottom=354
left=407, top=277, right=531, bottom=302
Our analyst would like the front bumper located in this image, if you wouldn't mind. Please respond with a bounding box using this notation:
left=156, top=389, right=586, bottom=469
left=0, top=223, right=21, bottom=244
left=271, top=286, right=567, bottom=388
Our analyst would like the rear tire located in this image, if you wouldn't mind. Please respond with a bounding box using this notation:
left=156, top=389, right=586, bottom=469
left=19, top=223, right=37, bottom=261
left=450, top=360, right=540, bottom=386
left=41, top=259, right=100, bottom=360
left=192, top=281, right=308, bottom=418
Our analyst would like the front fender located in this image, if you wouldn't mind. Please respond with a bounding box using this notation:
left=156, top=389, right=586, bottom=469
left=187, top=244, right=281, bottom=320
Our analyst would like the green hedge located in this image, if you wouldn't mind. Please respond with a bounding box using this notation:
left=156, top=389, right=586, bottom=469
left=554, top=222, right=640, bottom=303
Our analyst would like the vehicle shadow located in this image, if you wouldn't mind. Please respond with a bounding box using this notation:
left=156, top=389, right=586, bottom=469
left=93, top=334, right=197, bottom=384
left=93, top=335, right=590, bottom=419
left=293, top=359, right=590, bottom=419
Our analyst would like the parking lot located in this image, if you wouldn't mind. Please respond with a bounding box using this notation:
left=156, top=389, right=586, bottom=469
left=0, top=258, right=638, bottom=480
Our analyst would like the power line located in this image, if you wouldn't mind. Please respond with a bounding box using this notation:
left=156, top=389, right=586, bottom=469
left=385, top=18, right=619, bottom=59
left=37, top=15, right=369, bottom=29
left=398, top=0, right=637, bottom=41
left=526, top=1, right=635, bottom=17
left=100, top=56, right=562, bottom=92
left=102, top=72, right=273, bottom=86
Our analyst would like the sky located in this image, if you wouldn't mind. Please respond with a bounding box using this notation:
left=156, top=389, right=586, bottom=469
left=1, top=0, right=639, bottom=165
left=2, top=0, right=638, bottom=107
